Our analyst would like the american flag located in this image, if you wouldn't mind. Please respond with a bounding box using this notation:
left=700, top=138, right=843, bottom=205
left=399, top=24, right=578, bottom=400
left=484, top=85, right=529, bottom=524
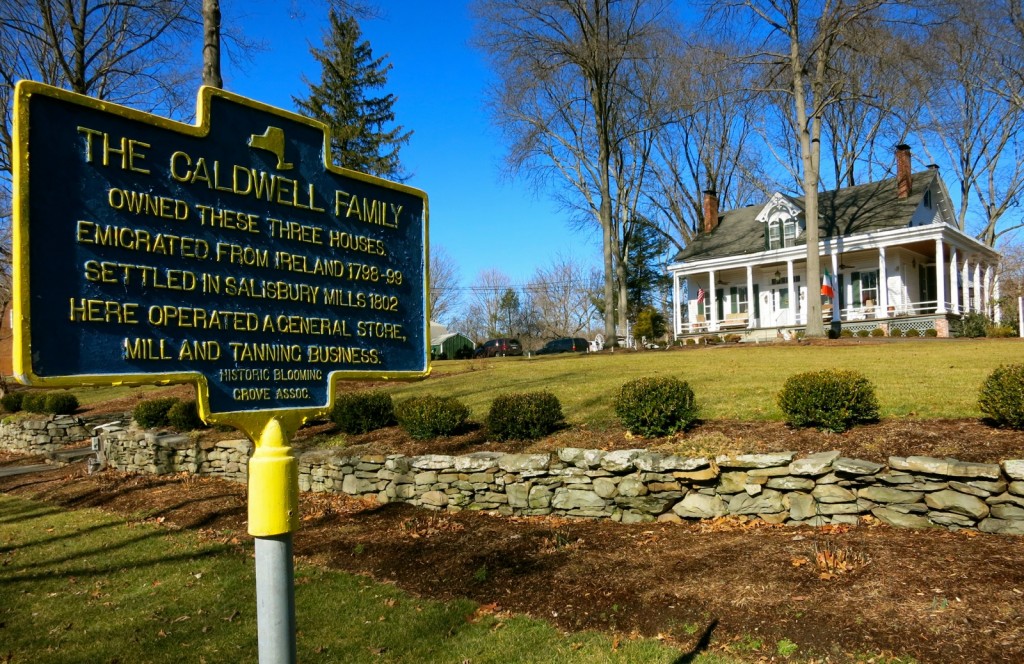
left=696, top=287, right=705, bottom=303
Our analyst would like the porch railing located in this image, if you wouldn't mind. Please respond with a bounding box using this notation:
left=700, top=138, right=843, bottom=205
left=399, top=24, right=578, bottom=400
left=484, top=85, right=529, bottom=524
left=678, top=299, right=954, bottom=336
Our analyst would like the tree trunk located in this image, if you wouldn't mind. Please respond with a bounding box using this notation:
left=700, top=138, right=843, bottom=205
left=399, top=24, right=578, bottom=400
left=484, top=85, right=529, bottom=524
left=202, top=0, right=223, bottom=88
left=792, top=21, right=825, bottom=339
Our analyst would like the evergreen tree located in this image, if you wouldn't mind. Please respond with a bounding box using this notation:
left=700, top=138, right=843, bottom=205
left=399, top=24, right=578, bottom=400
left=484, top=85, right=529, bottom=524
left=294, top=10, right=411, bottom=180
left=625, top=222, right=671, bottom=322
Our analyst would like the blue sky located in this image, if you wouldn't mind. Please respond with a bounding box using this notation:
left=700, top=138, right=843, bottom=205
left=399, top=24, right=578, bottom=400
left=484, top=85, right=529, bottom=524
left=223, top=1, right=587, bottom=290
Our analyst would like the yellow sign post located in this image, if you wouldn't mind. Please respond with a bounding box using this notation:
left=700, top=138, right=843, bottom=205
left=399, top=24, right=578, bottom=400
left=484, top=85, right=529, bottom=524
left=12, top=81, right=429, bottom=662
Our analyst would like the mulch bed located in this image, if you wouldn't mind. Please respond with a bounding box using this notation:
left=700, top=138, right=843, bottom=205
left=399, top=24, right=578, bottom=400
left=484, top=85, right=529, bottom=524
left=3, top=415, right=1024, bottom=662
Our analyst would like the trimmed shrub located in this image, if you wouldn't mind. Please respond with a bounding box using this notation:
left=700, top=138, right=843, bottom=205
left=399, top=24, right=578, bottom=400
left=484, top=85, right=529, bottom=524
left=979, top=364, right=1024, bottom=430
left=43, top=392, right=79, bottom=415
left=166, top=399, right=205, bottom=431
left=395, top=395, right=469, bottom=440
left=487, top=391, right=564, bottom=441
left=925, top=328, right=938, bottom=337
left=869, top=327, right=886, bottom=337
left=330, top=391, right=395, bottom=434
left=615, top=376, right=699, bottom=438
left=723, top=334, right=742, bottom=343
left=777, top=369, right=880, bottom=433
left=21, top=392, right=48, bottom=414
left=839, top=329, right=854, bottom=338
left=856, top=329, right=870, bottom=338
left=133, top=397, right=180, bottom=428
left=987, top=324, right=1016, bottom=338
left=1, top=391, right=25, bottom=413
left=904, top=328, right=921, bottom=338
left=953, top=312, right=989, bottom=338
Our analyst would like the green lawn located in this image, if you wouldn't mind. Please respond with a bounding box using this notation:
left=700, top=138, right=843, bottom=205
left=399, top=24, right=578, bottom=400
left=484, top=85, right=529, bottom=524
left=388, top=339, right=1023, bottom=426
left=0, top=494, right=729, bottom=663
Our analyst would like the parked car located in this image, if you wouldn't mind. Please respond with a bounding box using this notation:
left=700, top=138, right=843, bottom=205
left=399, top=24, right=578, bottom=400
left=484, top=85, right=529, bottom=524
left=535, top=337, right=590, bottom=355
left=473, top=338, right=523, bottom=358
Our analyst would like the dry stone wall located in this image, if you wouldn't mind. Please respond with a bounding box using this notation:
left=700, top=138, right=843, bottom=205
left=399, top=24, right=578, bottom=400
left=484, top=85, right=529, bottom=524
left=5, top=417, right=1021, bottom=535
left=0, top=414, right=92, bottom=454
left=99, top=425, right=250, bottom=482
left=90, top=428, right=1024, bottom=535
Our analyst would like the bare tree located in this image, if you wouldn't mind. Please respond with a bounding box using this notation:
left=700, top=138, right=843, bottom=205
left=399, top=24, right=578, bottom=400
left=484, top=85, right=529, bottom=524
left=526, top=255, right=600, bottom=338
left=996, top=241, right=1024, bottom=333
left=645, top=38, right=770, bottom=252
left=819, top=23, right=914, bottom=189
left=460, top=269, right=515, bottom=341
left=203, top=0, right=223, bottom=88
left=913, top=0, right=1024, bottom=246
left=473, top=0, right=674, bottom=346
left=428, top=245, right=462, bottom=326
left=713, top=0, right=896, bottom=337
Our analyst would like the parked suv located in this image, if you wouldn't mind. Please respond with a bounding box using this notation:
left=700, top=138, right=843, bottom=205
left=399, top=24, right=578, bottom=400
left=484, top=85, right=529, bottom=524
left=473, top=338, right=523, bottom=358
left=535, top=337, right=590, bottom=355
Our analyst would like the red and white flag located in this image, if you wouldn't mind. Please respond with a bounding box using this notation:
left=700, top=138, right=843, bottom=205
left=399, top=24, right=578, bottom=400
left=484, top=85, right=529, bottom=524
left=696, top=287, right=706, bottom=303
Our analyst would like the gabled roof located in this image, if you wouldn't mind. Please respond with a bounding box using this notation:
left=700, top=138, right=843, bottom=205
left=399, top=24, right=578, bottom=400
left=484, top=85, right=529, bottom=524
left=432, top=331, right=472, bottom=345
left=674, top=170, right=939, bottom=263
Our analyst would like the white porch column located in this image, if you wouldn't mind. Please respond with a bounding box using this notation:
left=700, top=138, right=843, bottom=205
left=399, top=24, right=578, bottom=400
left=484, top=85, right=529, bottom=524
left=831, top=253, right=840, bottom=322
left=708, top=270, right=718, bottom=331
left=974, top=262, right=982, bottom=315
left=878, top=246, right=889, bottom=317
left=994, top=273, right=1002, bottom=323
left=984, top=264, right=993, bottom=317
left=949, top=247, right=959, bottom=314
left=673, top=273, right=681, bottom=336
left=962, top=259, right=971, bottom=312
left=745, top=265, right=755, bottom=329
left=935, top=239, right=947, bottom=314
left=786, top=260, right=795, bottom=326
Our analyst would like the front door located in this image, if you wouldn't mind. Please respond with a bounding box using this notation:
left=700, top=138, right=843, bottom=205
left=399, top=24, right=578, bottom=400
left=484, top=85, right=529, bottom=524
left=760, top=287, right=790, bottom=326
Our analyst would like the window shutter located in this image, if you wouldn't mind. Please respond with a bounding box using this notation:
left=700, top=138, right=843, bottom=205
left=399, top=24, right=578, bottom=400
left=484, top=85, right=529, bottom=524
left=852, top=272, right=861, bottom=305
left=753, top=285, right=760, bottom=319
left=716, top=289, right=724, bottom=320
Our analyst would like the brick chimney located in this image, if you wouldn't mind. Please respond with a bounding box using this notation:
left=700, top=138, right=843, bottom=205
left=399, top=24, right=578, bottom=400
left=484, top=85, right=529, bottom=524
left=703, top=188, right=719, bottom=234
left=896, top=144, right=912, bottom=198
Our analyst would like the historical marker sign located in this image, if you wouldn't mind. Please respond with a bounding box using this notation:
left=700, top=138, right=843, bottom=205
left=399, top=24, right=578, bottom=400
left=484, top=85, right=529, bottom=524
left=12, top=81, right=430, bottom=420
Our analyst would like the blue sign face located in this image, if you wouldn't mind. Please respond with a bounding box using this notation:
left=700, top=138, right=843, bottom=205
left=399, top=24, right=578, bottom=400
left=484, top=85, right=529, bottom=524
left=13, top=82, right=429, bottom=416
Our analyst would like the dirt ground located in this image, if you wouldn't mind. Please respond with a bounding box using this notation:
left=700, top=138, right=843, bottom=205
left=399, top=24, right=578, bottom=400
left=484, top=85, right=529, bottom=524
left=4, top=401, right=1024, bottom=662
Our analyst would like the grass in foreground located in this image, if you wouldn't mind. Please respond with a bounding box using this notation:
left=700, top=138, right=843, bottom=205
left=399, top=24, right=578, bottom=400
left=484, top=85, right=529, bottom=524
left=0, top=494, right=728, bottom=663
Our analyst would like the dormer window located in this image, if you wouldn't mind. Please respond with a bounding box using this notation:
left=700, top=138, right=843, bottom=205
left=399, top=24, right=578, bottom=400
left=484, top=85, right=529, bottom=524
left=756, top=193, right=804, bottom=250
left=766, top=211, right=800, bottom=249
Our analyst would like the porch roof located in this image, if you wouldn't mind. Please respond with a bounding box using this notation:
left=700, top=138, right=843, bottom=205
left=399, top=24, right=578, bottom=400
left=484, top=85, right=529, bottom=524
left=674, top=170, right=938, bottom=263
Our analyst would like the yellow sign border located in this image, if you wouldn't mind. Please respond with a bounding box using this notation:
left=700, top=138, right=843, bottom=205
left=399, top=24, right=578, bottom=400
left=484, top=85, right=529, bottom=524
left=12, top=80, right=432, bottom=442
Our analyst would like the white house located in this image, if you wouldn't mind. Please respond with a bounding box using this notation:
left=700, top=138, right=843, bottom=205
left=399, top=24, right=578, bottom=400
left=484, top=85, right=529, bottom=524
left=667, top=146, right=1001, bottom=340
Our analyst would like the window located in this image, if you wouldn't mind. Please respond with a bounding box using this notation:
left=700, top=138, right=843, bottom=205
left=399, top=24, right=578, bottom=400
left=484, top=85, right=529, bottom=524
left=783, top=218, right=798, bottom=246
left=730, top=286, right=748, bottom=314
left=852, top=271, right=879, bottom=305
left=767, top=213, right=800, bottom=250
left=768, top=220, right=782, bottom=249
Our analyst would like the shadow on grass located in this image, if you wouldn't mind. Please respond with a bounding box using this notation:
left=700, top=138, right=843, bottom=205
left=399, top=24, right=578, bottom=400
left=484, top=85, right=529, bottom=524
left=0, top=500, right=64, bottom=527
left=672, top=619, right=718, bottom=664
left=0, top=497, right=236, bottom=583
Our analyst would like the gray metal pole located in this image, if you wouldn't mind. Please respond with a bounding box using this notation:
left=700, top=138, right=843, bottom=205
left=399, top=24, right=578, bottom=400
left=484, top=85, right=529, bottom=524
left=255, top=534, right=297, bottom=664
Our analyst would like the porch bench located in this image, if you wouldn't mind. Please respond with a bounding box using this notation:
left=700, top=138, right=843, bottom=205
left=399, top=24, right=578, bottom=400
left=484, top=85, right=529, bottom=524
left=718, top=313, right=748, bottom=330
